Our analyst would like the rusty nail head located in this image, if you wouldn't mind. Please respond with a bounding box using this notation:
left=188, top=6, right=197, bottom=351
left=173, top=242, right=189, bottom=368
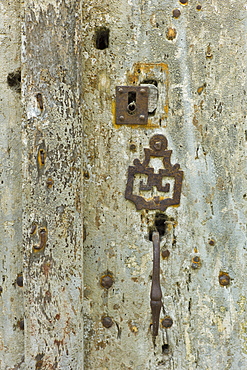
left=100, top=275, right=113, bottom=289
left=191, top=256, right=201, bottom=269
left=153, top=141, right=162, bottom=151
left=219, top=273, right=230, bottom=286
left=16, top=274, right=23, bottom=287
left=196, top=4, right=202, bottom=10
left=173, top=9, right=181, bottom=18
left=162, top=249, right=170, bottom=258
left=46, top=178, right=54, bottom=188
left=102, top=316, right=113, bottom=328
left=192, top=256, right=200, bottom=263
left=209, top=239, right=215, bottom=246
left=161, top=316, right=173, bottom=328
left=180, top=0, right=188, bottom=4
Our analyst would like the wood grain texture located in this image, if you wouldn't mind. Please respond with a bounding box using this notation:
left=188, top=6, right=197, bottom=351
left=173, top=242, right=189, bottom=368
left=0, top=1, right=23, bottom=369
left=1, top=0, right=247, bottom=369
left=82, top=0, right=247, bottom=369
left=22, top=1, right=83, bottom=368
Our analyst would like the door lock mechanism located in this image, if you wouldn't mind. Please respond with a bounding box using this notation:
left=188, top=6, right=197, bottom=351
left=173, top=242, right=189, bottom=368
left=116, top=86, right=149, bottom=125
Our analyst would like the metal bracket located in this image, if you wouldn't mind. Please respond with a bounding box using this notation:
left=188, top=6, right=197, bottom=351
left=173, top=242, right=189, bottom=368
left=125, top=135, right=183, bottom=211
left=150, top=231, right=162, bottom=337
left=116, top=86, right=149, bottom=125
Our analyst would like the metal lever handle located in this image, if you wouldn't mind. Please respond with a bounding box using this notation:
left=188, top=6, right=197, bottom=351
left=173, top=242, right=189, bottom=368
left=150, top=231, right=162, bottom=336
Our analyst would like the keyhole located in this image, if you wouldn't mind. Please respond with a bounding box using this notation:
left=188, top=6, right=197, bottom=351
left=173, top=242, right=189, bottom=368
left=127, top=91, right=136, bottom=115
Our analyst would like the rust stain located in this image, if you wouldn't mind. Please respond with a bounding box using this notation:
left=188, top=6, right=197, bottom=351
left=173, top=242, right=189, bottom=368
left=131, top=277, right=139, bottom=282
left=219, top=271, right=230, bottom=286
left=128, top=320, right=138, bottom=334
left=42, top=261, right=52, bottom=278
left=166, top=27, right=177, bottom=41
left=37, top=148, right=46, bottom=167
left=197, top=83, right=206, bottom=95
left=95, top=341, right=107, bottom=350
left=127, top=62, right=169, bottom=85
left=113, top=62, right=169, bottom=129
left=46, top=177, right=54, bottom=188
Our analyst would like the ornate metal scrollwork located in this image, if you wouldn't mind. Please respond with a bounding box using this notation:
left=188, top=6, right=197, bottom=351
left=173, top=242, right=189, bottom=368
left=125, top=134, right=183, bottom=211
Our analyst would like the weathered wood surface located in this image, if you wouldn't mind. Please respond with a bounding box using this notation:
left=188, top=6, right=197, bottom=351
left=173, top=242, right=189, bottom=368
left=21, top=1, right=83, bottom=369
left=0, top=1, right=24, bottom=369
left=83, top=0, right=247, bottom=369
left=1, top=0, right=247, bottom=369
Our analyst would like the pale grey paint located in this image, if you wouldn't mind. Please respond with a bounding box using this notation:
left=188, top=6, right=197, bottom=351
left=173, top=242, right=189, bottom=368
left=21, top=1, right=83, bottom=369
left=1, top=0, right=247, bottom=369
left=83, top=0, right=247, bottom=369
left=0, top=1, right=24, bottom=369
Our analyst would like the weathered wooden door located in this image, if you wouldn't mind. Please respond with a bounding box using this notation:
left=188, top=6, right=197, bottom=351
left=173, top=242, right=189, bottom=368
left=1, top=1, right=247, bottom=369
left=82, top=1, right=247, bottom=369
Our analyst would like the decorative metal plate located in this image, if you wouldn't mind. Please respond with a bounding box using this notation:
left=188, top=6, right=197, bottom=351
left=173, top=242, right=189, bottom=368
left=125, top=135, right=183, bottom=211
left=116, top=86, right=149, bottom=125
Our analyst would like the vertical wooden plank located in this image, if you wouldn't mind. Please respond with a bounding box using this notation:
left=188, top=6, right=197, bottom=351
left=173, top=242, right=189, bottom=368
left=0, top=1, right=24, bottom=368
left=22, top=1, right=83, bottom=368
left=82, top=0, right=247, bottom=369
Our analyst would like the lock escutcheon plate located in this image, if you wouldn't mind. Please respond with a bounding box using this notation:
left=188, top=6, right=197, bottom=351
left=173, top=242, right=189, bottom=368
left=116, top=86, right=149, bottom=125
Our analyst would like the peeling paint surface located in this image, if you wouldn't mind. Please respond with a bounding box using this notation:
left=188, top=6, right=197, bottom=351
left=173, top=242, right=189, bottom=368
left=21, top=1, right=83, bottom=369
left=1, top=0, right=247, bottom=369
left=83, top=0, right=247, bottom=369
left=0, top=1, right=24, bottom=369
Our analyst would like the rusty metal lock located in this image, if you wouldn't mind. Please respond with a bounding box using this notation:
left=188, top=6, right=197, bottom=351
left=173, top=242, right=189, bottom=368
left=116, top=86, right=149, bottom=125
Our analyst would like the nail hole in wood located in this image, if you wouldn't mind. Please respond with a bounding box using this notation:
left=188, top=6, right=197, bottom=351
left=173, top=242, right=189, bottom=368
left=95, top=27, right=109, bottom=50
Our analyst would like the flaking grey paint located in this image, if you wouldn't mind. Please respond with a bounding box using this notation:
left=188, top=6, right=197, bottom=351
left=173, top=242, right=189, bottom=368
left=1, top=1, right=247, bottom=369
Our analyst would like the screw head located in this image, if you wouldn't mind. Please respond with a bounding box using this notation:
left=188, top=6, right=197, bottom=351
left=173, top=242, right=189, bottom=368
left=191, top=256, right=201, bottom=269
left=161, top=316, right=173, bottom=328
left=139, top=115, right=145, bottom=120
left=119, top=115, right=124, bottom=121
left=102, top=316, right=113, bottom=328
left=100, top=275, right=113, bottom=289
left=118, top=88, right=123, bottom=93
left=140, top=88, right=146, bottom=94
left=173, top=9, right=181, bottom=18
left=129, top=143, right=136, bottom=151
left=219, top=273, right=230, bottom=286
left=153, top=141, right=162, bottom=151
left=162, top=249, right=170, bottom=259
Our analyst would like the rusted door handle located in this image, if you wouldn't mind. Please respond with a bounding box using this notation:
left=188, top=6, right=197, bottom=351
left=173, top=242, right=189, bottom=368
left=150, top=231, right=162, bottom=336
